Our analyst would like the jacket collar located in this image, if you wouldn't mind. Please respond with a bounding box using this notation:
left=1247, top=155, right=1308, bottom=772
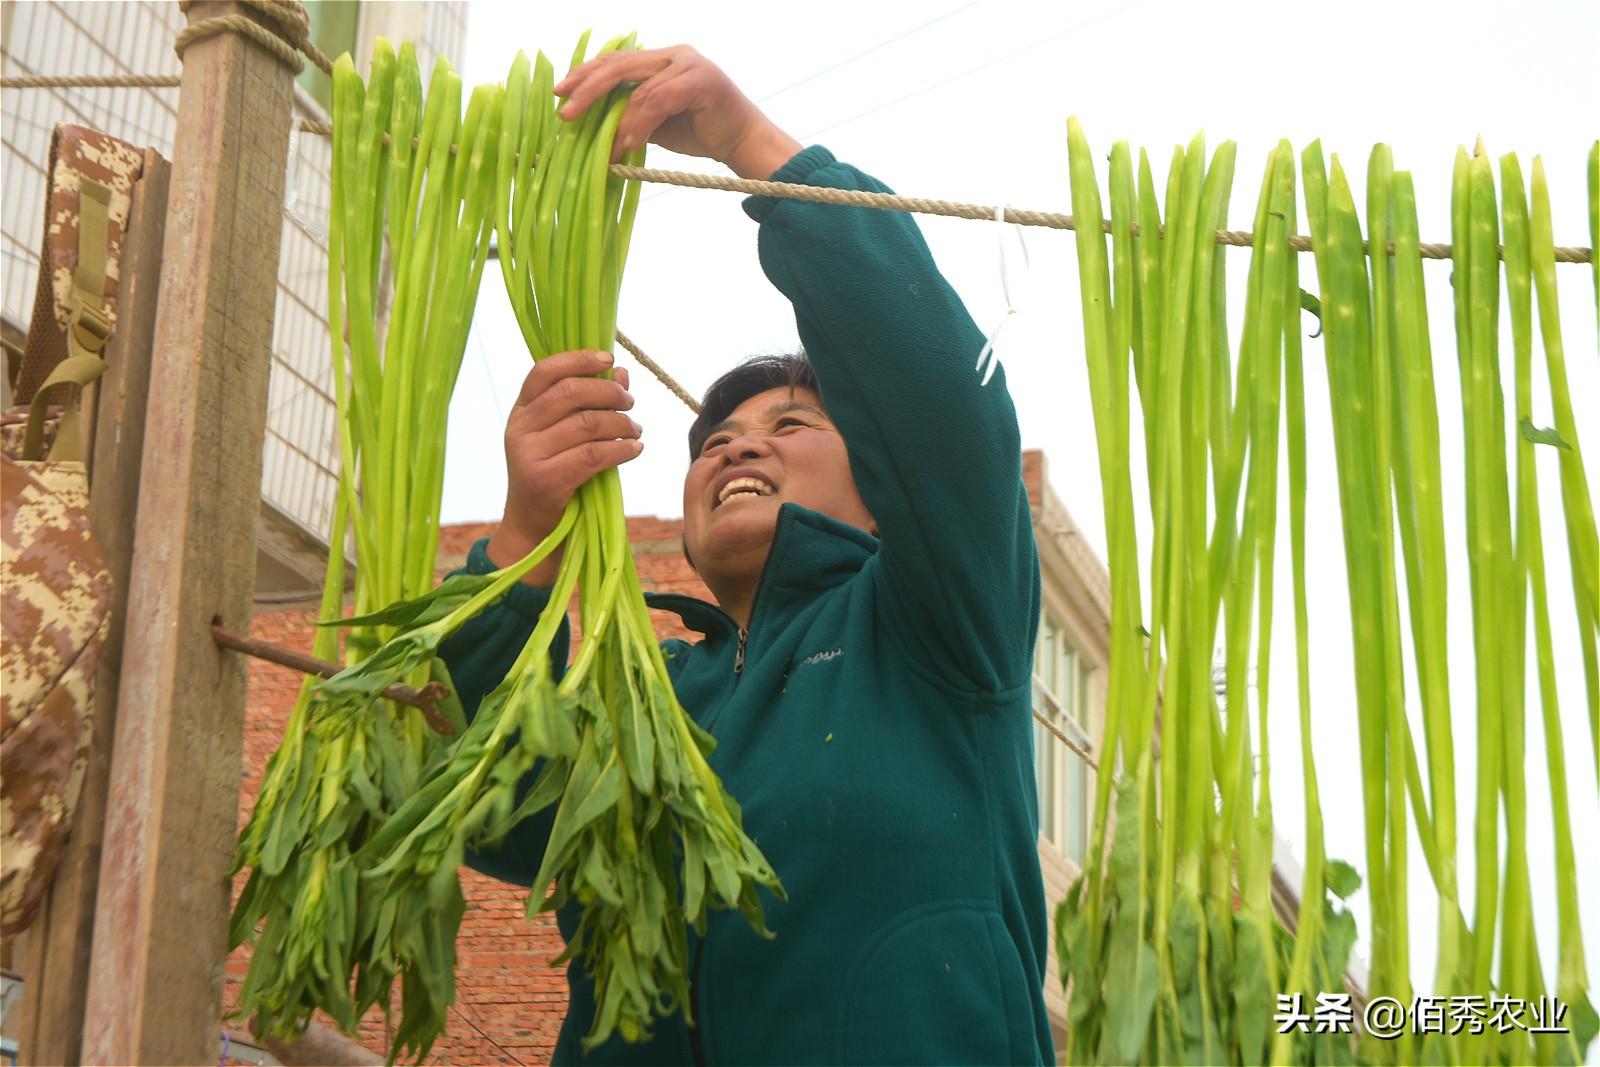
left=643, top=502, right=878, bottom=640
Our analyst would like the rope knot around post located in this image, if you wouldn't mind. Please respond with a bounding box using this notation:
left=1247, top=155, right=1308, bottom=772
left=173, top=0, right=332, bottom=77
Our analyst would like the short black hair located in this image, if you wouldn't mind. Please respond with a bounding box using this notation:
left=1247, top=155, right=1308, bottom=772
left=687, top=352, right=819, bottom=459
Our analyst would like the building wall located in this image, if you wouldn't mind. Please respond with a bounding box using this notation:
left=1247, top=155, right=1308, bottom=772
left=232, top=451, right=1107, bottom=1064
left=1027, top=451, right=1111, bottom=1055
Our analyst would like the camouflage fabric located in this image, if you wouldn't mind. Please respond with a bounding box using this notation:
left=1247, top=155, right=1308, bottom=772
left=0, top=415, right=59, bottom=460
left=0, top=120, right=130, bottom=938
left=0, top=455, right=109, bottom=937
left=15, top=124, right=141, bottom=407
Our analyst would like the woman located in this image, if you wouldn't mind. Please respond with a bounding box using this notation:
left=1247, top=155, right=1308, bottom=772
left=441, top=46, right=1052, bottom=1066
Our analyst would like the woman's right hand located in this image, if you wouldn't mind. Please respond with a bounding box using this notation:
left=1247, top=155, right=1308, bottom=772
left=486, top=349, right=642, bottom=587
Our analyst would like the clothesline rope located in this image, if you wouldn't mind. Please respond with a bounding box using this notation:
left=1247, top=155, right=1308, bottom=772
left=303, top=113, right=1596, bottom=264
left=3, top=75, right=1593, bottom=264
left=614, top=329, right=701, bottom=414
left=173, top=0, right=332, bottom=76
left=1, top=73, right=180, bottom=89
left=1035, top=708, right=1099, bottom=770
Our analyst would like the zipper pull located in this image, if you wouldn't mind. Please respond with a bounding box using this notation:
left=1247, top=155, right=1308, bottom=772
left=734, top=627, right=748, bottom=674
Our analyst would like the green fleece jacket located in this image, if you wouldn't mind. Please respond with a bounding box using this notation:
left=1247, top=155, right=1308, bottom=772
left=440, top=145, right=1050, bottom=1066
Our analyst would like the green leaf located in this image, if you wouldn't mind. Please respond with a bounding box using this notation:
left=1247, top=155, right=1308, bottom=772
left=1204, top=896, right=1235, bottom=1029
left=515, top=674, right=556, bottom=755
left=548, top=688, right=585, bottom=760
left=570, top=751, right=625, bottom=835
left=317, top=571, right=497, bottom=629
left=228, top=867, right=268, bottom=949
left=483, top=757, right=565, bottom=844
left=1231, top=917, right=1273, bottom=1066
left=1319, top=902, right=1359, bottom=982
left=426, top=837, right=464, bottom=909
left=682, top=825, right=707, bottom=926
left=677, top=690, right=718, bottom=758
left=1324, top=858, right=1362, bottom=900
left=460, top=781, right=505, bottom=841
left=1107, top=780, right=1143, bottom=905
left=705, top=840, right=742, bottom=908
left=1101, top=933, right=1159, bottom=1063
left=1054, top=879, right=1082, bottom=990
left=1566, top=994, right=1600, bottom=1065
left=1173, top=980, right=1214, bottom=1065
left=347, top=754, right=385, bottom=819
left=1169, top=891, right=1202, bottom=994
left=313, top=633, right=435, bottom=701
left=1519, top=415, right=1573, bottom=451
left=263, top=748, right=316, bottom=876
left=1062, top=886, right=1107, bottom=1051
left=616, top=659, right=657, bottom=795
left=1299, top=287, right=1324, bottom=337
left=534, top=744, right=620, bottom=893
left=352, top=770, right=457, bottom=867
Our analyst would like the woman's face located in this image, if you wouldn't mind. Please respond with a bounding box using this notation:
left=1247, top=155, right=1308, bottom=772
left=682, top=386, right=875, bottom=574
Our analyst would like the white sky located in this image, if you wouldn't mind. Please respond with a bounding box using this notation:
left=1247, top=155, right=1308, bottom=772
left=446, top=0, right=1600, bottom=1044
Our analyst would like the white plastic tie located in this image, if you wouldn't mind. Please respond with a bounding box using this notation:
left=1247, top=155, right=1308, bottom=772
left=975, top=203, right=1031, bottom=387
left=283, top=113, right=301, bottom=213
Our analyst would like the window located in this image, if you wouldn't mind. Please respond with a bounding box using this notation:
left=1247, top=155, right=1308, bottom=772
left=1033, top=616, right=1092, bottom=864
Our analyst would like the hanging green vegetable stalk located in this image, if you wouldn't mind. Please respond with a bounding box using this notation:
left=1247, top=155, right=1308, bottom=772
left=1300, top=144, right=1422, bottom=1066
left=1589, top=141, right=1599, bottom=332
left=1059, top=122, right=1597, bottom=1065
left=1381, top=154, right=1472, bottom=1059
left=1523, top=154, right=1598, bottom=1043
left=1056, top=121, right=1362, bottom=1066
left=229, top=40, right=500, bottom=1062
left=1273, top=142, right=1362, bottom=1067
left=315, top=33, right=782, bottom=1053
left=1283, top=140, right=1597, bottom=1066
left=1503, top=150, right=1594, bottom=1067
left=1558, top=142, right=1599, bottom=788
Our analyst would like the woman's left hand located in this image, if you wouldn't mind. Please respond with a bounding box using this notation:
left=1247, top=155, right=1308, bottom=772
left=553, top=45, right=802, bottom=179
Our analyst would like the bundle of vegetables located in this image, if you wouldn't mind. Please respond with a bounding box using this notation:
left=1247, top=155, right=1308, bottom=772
left=314, top=33, right=783, bottom=1053
left=1058, top=121, right=1599, bottom=1066
left=1055, top=123, right=1349, bottom=1066
left=229, top=41, right=500, bottom=1061
left=1292, top=139, right=1597, bottom=1065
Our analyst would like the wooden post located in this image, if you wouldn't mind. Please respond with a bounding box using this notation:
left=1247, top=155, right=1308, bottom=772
left=16, top=147, right=171, bottom=1067
left=80, top=3, right=296, bottom=1063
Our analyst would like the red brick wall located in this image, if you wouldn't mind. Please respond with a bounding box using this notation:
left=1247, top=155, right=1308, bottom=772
left=1022, top=449, right=1045, bottom=512
left=231, top=452, right=1044, bottom=1064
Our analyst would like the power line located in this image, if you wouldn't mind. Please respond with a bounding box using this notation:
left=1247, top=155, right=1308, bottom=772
left=640, top=4, right=980, bottom=206
left=450, top=1000, right=527, bottom=1066
left=803, top=0, right=1150, bottom=140
left=753, top=2, right=978, bottom=105
left=473, top=326, right=507, bottom=428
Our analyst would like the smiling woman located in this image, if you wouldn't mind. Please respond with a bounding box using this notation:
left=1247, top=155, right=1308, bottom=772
left=437, top=43, right=1055, bottom=1067
left=680, top=360, right=879, bottom=623
left=260, top=35, right=1049, bottom=1067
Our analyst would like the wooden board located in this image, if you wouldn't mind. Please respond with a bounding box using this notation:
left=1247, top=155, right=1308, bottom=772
left=256, top=496, right=356, bottom=605
left=80, top=4, right=296, bottom=1062
left=16, top=146, right=171, bottom=1067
